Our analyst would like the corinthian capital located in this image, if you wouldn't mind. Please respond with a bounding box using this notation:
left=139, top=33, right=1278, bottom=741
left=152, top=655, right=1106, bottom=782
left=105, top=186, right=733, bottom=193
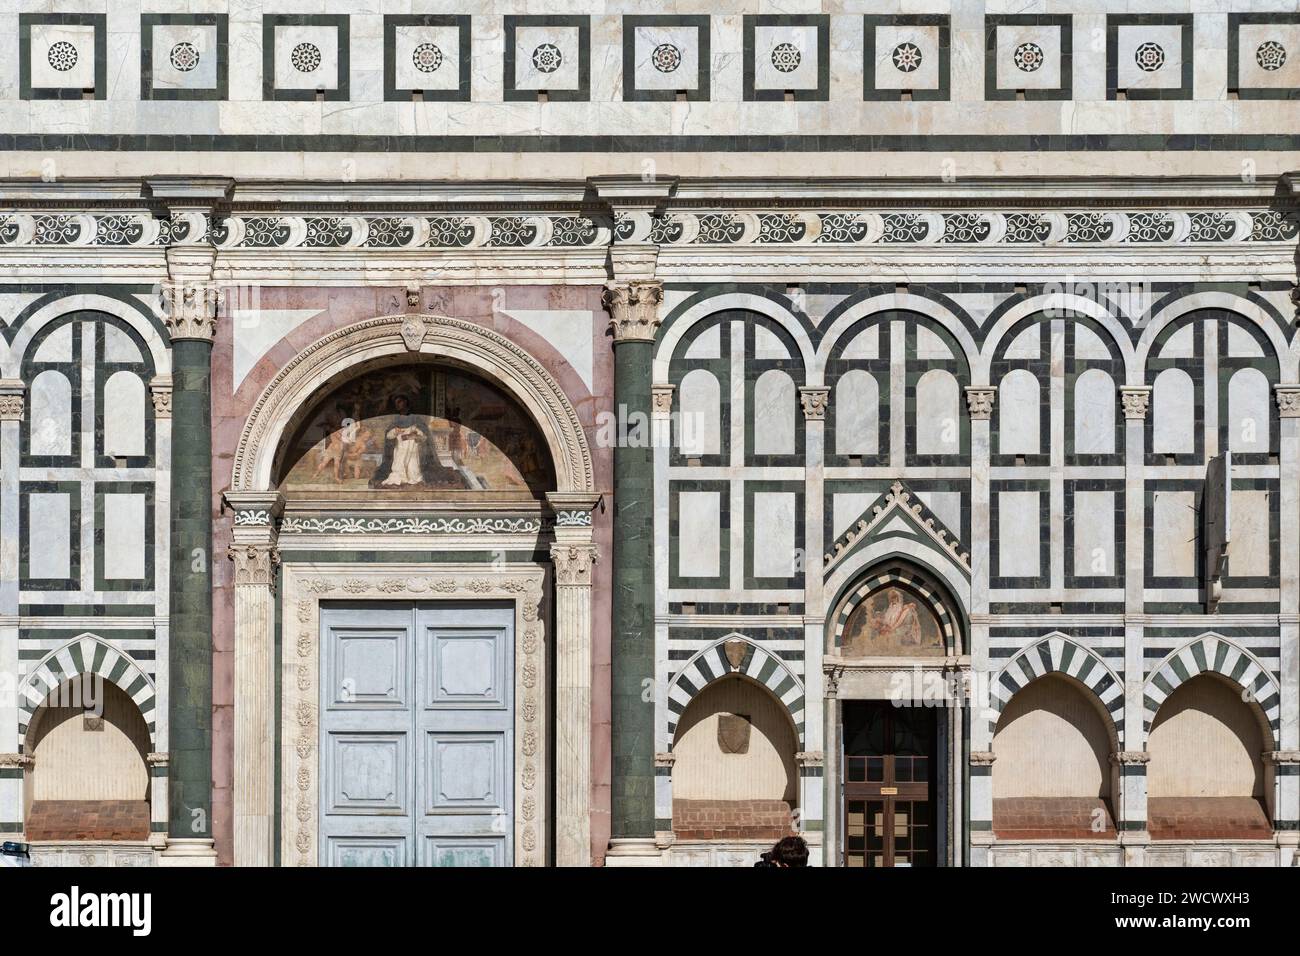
left=604, top=280, right=664, bottom=343
left=229, top=543, right=280, bottom=590
left=1120, top=386, right=1152, bottom=421
left=550, top=543, right=598, bottom=587
left=161, top=281, right=223, bottom=342
left=0, top=379, right=25, bottom=421
left=799, top=386, right=829, bottom=421
left=964, top=387, right=996, bottom=420
left=1275, top=385, right=1300, bottom=418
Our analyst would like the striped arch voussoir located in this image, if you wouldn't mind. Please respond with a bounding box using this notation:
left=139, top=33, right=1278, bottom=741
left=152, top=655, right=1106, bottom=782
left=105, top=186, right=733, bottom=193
left=666, top=635, right=805, bottom=746
left=834, top=569, right=958, bottom=653
left=17, top=634, right=157, bottom=748
left=1143, top=635, right=1280, bottom=747
left=990, top=635, right=1123, bottom=732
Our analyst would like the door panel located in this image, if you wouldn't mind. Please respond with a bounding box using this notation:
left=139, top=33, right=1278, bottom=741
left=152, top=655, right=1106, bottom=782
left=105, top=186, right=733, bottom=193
left=319, top=602, right=514, bottom=867
left=842, top=702, right=938, bottom=868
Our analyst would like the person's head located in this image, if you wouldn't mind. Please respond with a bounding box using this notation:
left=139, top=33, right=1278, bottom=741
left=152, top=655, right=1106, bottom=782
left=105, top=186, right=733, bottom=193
left=393, top=395, right=410, bottom=414
left=771, top=835, right=809, bottom=867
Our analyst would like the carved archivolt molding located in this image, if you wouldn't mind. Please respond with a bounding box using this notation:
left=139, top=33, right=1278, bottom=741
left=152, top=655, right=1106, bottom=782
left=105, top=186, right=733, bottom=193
left=281, top=565, right=547, bottom=868
left=231, top=313, right=595, bottom=496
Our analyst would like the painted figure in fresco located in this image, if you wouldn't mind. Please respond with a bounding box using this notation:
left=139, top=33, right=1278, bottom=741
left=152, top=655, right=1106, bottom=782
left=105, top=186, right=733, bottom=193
left=338, top=413, right=373, bottom=481
left=370, top=394, right=450, bottom=488
left=868, top=588, right=923, bottom=647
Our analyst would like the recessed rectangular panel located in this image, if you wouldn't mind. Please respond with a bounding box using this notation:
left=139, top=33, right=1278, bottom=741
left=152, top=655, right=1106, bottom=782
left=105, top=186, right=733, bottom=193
left=325, top=732, right=408, bottom=814
left=426, top=628, right=506, bottom=708
left=327, top=836, right=408, bottom=867
left=326, top=628, right=409, bottom=708
left=102, top=493, right=146, bottom=580
left=28, top=492, right=71, bottom=580
left=425, top=734, right=505, bottom=811
left=423, top=837, right=505, bottom=868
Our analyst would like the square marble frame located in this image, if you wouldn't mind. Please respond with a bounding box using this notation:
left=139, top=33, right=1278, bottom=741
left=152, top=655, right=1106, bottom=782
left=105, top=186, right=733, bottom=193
left=384, top=14, right=471, bottom=101
left=622, top=14, right=711, bottom=102
left=984, top=14, right=1072, bottom=101
left=262, top=14, right=350, bottom=102
left=141, top=14, right=229, bottom=101
left=19, top=12, right=107, bottom=101
left=1229, top=13, right=1300, bottom=100
left=503, top=15, right=590, bottom=102
left=743, top=14, right=830, bottom=102
left=1106, top=14, right=1193, bottom=101
left=863, top=14, right=950, bottom=102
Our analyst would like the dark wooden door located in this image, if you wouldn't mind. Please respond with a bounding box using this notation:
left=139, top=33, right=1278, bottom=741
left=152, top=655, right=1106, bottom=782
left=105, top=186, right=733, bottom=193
left=842, top=702, right=937, bottom=868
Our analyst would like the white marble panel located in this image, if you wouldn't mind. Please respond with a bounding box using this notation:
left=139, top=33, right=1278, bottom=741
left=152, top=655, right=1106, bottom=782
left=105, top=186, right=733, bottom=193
left=103, top=493, right=146, bottom=581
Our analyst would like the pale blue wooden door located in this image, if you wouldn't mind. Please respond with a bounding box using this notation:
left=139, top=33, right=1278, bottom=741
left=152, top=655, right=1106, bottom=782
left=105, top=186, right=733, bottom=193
left=319, top=602, right=513, bottom=867
left=415, top=603, right=514, bottom=867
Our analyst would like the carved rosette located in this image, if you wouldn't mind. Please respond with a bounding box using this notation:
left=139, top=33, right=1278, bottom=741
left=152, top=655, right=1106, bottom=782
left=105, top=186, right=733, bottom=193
left=1275, top=385, right=1300, bottom=418
left=229, top=543, right=280, bottom=589
left=0, top=380, right=25, bottom=421
left=651, top=384, right=675, bottom=416
left=149, top=376, right=173, bottom=418
left=161, top=281, right=223, bottom=342
left=1120, top=386, right=1152, bottom=421
left=604, top=279, right=664, bottom=343
left=964, top=387, right=996, bottom=420
left=798, top=386, right=830, bottom=421
left=551, top=543, right=597, bottom=586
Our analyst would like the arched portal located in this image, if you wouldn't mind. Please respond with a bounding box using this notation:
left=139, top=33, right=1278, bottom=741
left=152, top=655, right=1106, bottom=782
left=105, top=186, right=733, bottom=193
left=24, top=678, right=152, bottom=843
left=225, top=313, right=598, bottom=868
left=825, top=560, right=969, bottom=868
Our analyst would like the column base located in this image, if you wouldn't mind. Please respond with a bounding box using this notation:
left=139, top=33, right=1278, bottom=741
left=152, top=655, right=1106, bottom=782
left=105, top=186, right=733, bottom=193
left=158, top=838, right=218, bottom=867
left=604, top=838, right=665, bottom=867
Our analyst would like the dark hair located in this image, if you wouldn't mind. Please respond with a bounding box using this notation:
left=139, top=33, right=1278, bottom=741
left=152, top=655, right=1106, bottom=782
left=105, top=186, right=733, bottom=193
left=770, top=835, right=809, bottom=867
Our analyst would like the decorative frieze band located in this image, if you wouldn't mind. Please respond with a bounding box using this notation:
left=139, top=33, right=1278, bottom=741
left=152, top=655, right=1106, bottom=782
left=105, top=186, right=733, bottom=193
left=604, top=280, right=665, bottom=343
left=969, top=751, right=997, bottom=766
left=613, top=209, right=1298, bottom=247
left=280, top=515, right=546, bottom=535
left=1120, top=386, right=1153, bottom=420
left=0, top=752, right=34, bottom=769
left=964, top=386, right=996, bottom=420
left=1111, top=751, right=1152, bottom=765
left=799, top=386, right=830, bottom=421
left=654, top=751, right=676, bottom=769
left=2, top=208, right=1294, bottom=251
left=795, top=751, right=825, bottom=768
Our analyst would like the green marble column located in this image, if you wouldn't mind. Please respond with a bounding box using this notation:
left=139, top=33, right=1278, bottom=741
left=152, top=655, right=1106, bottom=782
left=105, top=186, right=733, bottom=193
left=607, top=280, right=662, bottom=840
left=165, top=285, right=218, bottom=840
